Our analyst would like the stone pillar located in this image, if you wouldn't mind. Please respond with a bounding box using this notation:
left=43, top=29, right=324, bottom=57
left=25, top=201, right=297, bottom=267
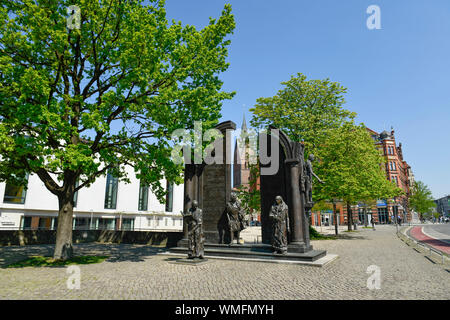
left=285, top=158, right=312, bottom=253
left=178, top=121, right=235, bottom=246
left=202, top=121, right=235, bottom=243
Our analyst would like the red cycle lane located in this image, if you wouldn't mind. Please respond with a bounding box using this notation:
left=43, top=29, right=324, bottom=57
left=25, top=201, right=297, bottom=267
left=409, top=226, right=450, bottom=255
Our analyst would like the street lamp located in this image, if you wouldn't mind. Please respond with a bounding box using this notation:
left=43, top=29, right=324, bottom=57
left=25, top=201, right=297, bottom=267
left=393, top=196, right=399, bottom=234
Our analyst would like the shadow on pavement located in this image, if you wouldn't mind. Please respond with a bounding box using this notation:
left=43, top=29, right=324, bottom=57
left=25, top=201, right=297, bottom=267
left=0, top=243, right=169, bottom=268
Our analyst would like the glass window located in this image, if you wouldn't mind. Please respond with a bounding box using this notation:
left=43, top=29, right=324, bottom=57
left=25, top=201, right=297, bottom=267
left=3, top=174, right=29, bottom=204
left=98, top=218, right=115, bottom=230
left=104, top=171, right=118, bottom=209
left=74, top=217, right=89, bottom=230
left=21, top=216, right=32, bottom=230
left=122, top=218, right=134, bottom=231
left=165, top=181, right=173, bottom=212
left=51, top=217, right=58, bottom=230
left=358, top=208, right=365, bottom=224
left=138, top=182, right=149, bottom=211
left=378, top=207, right=389, bottom=224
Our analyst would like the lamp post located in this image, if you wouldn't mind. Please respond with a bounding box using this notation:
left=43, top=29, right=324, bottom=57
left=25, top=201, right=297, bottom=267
left=333, top=199, right=338, bottom=236
left=393, top=196, right=399, bottom=234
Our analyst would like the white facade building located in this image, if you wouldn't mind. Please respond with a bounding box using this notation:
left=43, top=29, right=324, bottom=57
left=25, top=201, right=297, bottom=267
left=0, top=166, right=184, bottom=232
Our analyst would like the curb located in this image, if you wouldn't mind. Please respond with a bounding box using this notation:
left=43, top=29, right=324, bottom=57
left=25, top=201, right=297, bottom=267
left=397, top=226, right=449, bottom=265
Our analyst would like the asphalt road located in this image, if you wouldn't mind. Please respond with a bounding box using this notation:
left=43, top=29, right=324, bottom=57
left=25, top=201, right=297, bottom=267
left=423, top=224, right=450, bottom=244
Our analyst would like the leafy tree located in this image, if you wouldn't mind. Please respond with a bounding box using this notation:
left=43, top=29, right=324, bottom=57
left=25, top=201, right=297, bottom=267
left=409, top=181, right=436, bottom=221
left=0, top=0, right=235, bottom=259
left=250, top=73, right=355, bottom=156
left=235, top=162, right=261, bottom=219
left=314, top=122, right=403, bottom=231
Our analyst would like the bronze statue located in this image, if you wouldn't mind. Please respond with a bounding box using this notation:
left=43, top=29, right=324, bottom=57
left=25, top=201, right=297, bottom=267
left=182, top=200, right=204, bottom=259
left=304, top=154, right=324, bottom=207
left=225, top=192, right=246, bottom=244
left=269, top=196, right=290, bottom=254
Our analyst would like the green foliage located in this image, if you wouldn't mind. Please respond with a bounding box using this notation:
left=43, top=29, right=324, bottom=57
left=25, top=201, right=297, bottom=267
left=314, top=122, right=403, bottom=206
left=309, top=225, right=336, bottom=240
left=312, top=200, right=332, bottom=212
left=250, top=73, right=355, bottom=156
left=0, top=0, right=235, bottom=201
left=235, top=162, right=261, bottom=215
left=6, top=255, right=108, bottom=268
left=409, top=181, right=436, bottom=219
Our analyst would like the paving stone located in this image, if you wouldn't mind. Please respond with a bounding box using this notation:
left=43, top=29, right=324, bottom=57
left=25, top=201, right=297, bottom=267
left=0, top=225, right=448, bottom=299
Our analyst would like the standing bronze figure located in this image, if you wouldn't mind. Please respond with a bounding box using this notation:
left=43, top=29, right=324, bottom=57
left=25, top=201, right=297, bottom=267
left=225, top=192, right=246, bottom=244
left=269, top=196, right=290, bottom=254
left=304, top=154, right=324, bottom=208
left=183, top=200, right=204, bottom=259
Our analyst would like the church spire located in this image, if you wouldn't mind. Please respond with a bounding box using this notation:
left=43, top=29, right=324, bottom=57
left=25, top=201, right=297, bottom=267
left=242, top=113, right=247, bottom=132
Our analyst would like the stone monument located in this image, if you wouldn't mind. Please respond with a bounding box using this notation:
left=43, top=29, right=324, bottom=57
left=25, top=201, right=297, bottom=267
left=171, top=123, right=327, bottom=264
left=224, top=191, right=246, bottom=244
left=182, top=200, right=204, bottom=259
left=269, top=196, right=289, bottom=254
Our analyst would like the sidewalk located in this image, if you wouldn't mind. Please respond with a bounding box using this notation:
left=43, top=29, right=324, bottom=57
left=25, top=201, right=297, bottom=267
left=241, top=224, right=369, bottom=241
left=312, top=225, right=363, bottom=235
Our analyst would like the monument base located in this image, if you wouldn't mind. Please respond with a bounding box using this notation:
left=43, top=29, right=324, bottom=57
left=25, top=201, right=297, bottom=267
left=287, top=242, right=313, bottom=254
left=169, top=243, right=326, bottom=263
left=168, top=257, right=210, bottom=266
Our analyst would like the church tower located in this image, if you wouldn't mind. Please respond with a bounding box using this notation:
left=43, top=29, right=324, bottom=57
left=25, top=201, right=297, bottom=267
left=233, top=114, right=251, bottom=189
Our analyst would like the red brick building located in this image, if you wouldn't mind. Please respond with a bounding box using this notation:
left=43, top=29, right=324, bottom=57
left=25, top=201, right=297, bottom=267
left=311, top=127, right=413, bottom=226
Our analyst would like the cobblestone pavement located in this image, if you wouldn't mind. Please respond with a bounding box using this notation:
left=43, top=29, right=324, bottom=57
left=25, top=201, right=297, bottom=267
left=0, top=225, right=448, bottom=300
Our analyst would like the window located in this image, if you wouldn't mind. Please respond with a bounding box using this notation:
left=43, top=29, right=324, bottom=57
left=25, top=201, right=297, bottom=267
left=165, top=181, right=173, bottom=212
left=358, top=208, right=365, bottom=224
left=104, top=171, right=118, bottom=209
left=98, top=218, right=115, bottom=230
left=387, top=146, right=394, bottom=155
left=21, top=216, right=32, bottom=230
left=122, top=218, right=134, bottom=231
left=138, top=181, right=149, bottom=211
left=147, top=217, right=152, bottom=227
left=3, top=174, right=29, bottom=204
left=392, top=176, right=399, bottom=185
left=378, top=207, right=389, bottom=224
left=74, top=217, right=89, bottom=230
left=51, top=217, right=58, bottom=230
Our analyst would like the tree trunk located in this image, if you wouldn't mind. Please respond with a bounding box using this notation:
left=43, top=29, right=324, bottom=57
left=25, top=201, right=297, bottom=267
left=347, top=203, right=352, bottom=231
left=333, top=202, right=338, bottom=235
left=53, top=192, right=75, bottom=260
left=364, top=207, right=368, bottom=227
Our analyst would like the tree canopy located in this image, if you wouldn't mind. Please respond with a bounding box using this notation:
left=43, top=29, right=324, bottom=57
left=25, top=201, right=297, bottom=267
left=314, top=122, right=403, bottom=206
left=250, top=73, right=355, bottom=155
left=0, top=0, right=235, bottom=259
left=409, top=181, right=436, bottom=220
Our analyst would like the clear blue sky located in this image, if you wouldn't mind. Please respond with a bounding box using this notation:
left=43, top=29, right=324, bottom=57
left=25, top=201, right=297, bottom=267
left=163, top=0, right=450, bottom=199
